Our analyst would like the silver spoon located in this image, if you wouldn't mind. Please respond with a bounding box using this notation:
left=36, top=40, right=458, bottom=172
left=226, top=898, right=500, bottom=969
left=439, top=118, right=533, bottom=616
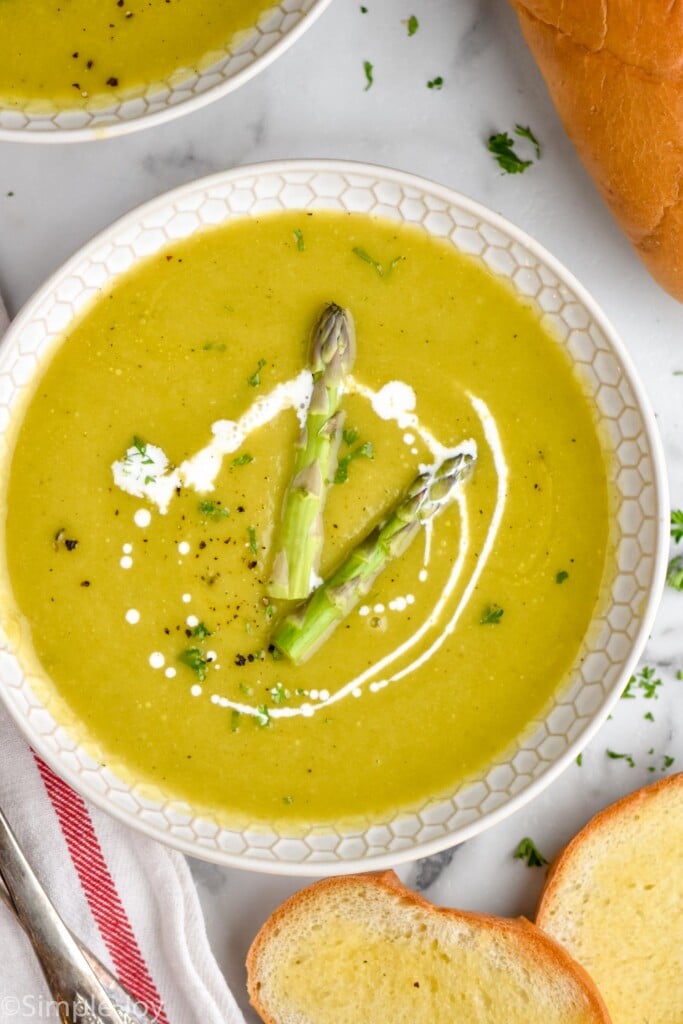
left=0, top=806, right=157, bottom=1024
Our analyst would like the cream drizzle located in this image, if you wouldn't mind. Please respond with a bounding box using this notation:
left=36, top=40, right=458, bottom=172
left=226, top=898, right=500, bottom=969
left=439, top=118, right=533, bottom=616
left=226, top=390, right=506, bottom=719
left=111, top=374, right=507, bottom=717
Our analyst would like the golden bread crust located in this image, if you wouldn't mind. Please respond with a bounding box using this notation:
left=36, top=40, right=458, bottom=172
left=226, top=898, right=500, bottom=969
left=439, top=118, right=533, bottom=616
left=247, top=869, right=612, bottom=1023
left=510, top=0, right=683, bottom=299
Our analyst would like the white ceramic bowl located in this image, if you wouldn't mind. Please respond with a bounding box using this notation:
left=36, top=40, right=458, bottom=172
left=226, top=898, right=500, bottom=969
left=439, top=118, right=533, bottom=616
left=0, top=0, right=332, bottom=142
left=0, top=161, right=668, bottom=873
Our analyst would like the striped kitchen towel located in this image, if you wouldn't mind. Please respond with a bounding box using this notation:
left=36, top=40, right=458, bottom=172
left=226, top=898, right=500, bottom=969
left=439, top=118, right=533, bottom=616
left=0, top=293, right=245, bottom=1024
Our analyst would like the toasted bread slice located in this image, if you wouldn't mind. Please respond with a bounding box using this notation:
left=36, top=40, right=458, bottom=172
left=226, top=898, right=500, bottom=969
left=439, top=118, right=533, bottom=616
left=247, top=870, right=611, bottom=1024
left=537, top=773, right=683, bottom=1024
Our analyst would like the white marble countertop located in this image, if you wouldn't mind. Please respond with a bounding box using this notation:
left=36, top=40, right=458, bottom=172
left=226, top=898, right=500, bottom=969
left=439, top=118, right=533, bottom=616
left=0, top=1, right=681, bottom=1020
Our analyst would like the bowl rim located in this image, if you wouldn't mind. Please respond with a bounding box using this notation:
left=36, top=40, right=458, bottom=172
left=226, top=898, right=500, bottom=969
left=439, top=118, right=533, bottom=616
left=0, top=0, right=334, bottom=144
left=0, top=158, right=670, bottom=874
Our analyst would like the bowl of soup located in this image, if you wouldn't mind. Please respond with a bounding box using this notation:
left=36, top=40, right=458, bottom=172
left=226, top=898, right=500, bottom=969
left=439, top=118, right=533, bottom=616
left=0, top=0, right=332, bottom=141
left=0, top=161, right=668, bottom=872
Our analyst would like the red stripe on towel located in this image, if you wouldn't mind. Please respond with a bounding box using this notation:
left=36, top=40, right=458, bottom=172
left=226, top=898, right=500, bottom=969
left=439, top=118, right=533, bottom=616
left=34, top=755, right=169, bottom=1024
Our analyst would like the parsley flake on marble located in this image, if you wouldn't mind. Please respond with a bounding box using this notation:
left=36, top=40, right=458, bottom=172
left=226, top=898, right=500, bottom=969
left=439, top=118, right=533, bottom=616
left=488, top=124, right=541, bottom=173
left=667, top=555, right=683, bottom=590
left=514, top=837, right=548, bottom=868
left=606, top=749, right=636, bottom=767
left=406, top=14, right=418, bottom=35
left=514, top=124, right=541, bottom=158
left=622, top=665, right=662, bottom=700
left=363, top=60, right=374, bottom=91
left=671, top=509, right=683, bottom=542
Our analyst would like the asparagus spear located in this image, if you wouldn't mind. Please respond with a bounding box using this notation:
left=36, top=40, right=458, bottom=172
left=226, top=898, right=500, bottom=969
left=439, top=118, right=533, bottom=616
left=268, top=303, right=356, bottom=600
left=271, top=450, right=475, bottom=663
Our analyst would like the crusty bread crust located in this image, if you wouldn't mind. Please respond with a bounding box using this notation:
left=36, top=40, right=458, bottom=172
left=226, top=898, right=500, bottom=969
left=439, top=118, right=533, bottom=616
left=538, top=771, right=683, bottom=917
left=247, top=869, right=612, bottom=1024
left=509, top=1, right=683, bottom=300
left=536, top=773, right=683, bottom=1024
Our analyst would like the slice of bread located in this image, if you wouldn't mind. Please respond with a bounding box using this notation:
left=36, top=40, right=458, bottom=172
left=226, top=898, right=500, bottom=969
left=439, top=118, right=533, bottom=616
left=537, top=773, right=683, bottom=1024
left=247, top=870, right=611, bottom=1024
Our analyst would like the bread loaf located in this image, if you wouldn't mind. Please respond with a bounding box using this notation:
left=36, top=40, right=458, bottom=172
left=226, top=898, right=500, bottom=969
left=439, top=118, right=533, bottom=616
left=537, top=773, right=683, bottom=1024
left=247, top=870, right=611, bottom=1024
left=509, top=0, right=683, bottom=301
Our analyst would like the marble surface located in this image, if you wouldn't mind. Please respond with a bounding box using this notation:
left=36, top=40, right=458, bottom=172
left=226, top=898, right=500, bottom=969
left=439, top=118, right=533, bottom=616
left=0, top=1, right=681, bottom=1020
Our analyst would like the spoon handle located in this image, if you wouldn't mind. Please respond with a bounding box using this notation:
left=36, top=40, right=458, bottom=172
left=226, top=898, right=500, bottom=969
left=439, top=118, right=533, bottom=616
left=0, top=805, right=128, bottom=1024
left=0, top=875, right=156, bottom=1024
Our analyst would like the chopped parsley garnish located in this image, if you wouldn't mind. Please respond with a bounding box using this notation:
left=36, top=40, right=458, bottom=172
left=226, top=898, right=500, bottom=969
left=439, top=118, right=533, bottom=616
left=351, top=247, right=403, bottom=277
left=621, top=665, right=662, bottom=700
left=191, top=621, right=212, bottom=640
left=663, top=754, right=675, bottom=768
left=671, top=510, right=683, bottom=543
left=248, top=525, right=258, bottom=555
left=576, top=753, right=583, bottom=766
left=178, top=647, right=208, bottom=682
left=230, top=709, right=241, bottom=733
left=248, top=358, right=267, bottom=388
left=514, top=837, right=548, bottom=868
left=363, top=60, right=374, bottom=91
left=239, top=682, right=253, bottom=696
left=514, top=124, right=541, bottom=158
left=293, top=228, right=305, bottom=251
left=6, top=191, right=14, bottom=198
left=335, top=441, right=374, bottom=484
left=487, top=127, right=538, bottom=174
left=480, top=604, right=504, bottom=625
left=271, top=682, right=287, bottom=704
left=231, top=453, right=254, bottom=467
left=353, top=246, right=383, bottom=274
left=406, top=14, right=418, bottom=35
left=342, top=426, right=359, bottom=446
left=606, top=749, right=635, bottom=767
left=427, top=76, right=444, bottom=90
left=666, top=555, right=683, bottom=590
left=282, top=795, right=294, bottom=805
left=132, top=436, right=153, bottom=464
left=644, top=711, right=654, bottom=721
left=255, top=705, right=271, bottom=727
left=198, top=500, right=230, bottom=519
left=556, top=570, right=569, bottom=584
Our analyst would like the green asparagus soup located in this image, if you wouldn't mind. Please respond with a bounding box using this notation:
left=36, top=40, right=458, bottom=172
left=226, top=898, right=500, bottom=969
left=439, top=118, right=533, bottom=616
left=1, top=210, right=609, bottom=828
left=0, top=0, right=273, bottom=110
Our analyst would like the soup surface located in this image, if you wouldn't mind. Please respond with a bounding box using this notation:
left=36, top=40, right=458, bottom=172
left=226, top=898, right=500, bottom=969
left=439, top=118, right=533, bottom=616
left=1, top=211, right=609, bottom=829
left=0, top=0, right=273, bottom=110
